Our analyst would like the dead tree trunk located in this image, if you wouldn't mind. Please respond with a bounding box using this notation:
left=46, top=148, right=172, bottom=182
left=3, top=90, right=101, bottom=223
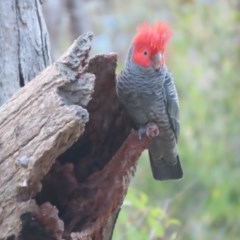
left=0, top=32, right=95, bottom=240
left=0, top=1, right=151, bottom=240
left=0, top=0, right=51, bottom=105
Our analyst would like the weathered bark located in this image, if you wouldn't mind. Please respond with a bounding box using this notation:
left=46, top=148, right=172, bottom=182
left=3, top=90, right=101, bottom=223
left=0, top=31, right=151, bottom=239
left=0, top=0, right=51, bottom=105
left=0, top=32, right=94, bottom=239
left=35, top=52, right=153, bottom=239
left=0, top=1, right=151, bottom=239
left=60, top=132, right=150, bottom=240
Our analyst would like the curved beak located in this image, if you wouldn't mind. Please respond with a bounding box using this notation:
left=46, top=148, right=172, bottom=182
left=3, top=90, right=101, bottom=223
left=152, top=52, right=163, bottom=71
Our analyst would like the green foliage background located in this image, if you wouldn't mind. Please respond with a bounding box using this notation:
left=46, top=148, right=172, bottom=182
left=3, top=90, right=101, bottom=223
left=46, top=0, right=240, bottom=239
left=109, top=1, right=240, bottom=239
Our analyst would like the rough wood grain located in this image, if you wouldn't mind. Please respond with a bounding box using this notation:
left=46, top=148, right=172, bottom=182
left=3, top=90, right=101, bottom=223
left=0, top=0, right=152, bottom=239
left=35, top=53, right=152, bottom=240
left=67, top=132, right=150, bottom=240
left=0, top=32, right=94, bottom=240
left=0, top=0, right=51, bottom=106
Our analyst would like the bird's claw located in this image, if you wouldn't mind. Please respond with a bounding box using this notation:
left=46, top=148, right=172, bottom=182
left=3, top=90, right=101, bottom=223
left=138, top=123, right=159, bottom=141
left=138, top=127, right=146, bottom=140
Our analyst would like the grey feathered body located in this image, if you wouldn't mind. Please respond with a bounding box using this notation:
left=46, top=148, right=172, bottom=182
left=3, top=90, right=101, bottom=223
left=116, top=47, right=183, bottom=180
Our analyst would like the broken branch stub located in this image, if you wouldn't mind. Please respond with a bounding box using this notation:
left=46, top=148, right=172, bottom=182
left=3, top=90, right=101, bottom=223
left=36, top=52, right=151, bottom=239
left=0, top=32, right=94, bottom=239
left=0, top=31, right=151, bottom=240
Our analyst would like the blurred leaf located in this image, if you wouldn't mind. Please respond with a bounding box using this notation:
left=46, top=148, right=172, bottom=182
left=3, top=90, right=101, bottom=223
left=146, top=217, right=165, bottom=237
left=168, top=218, right=181, bottom=226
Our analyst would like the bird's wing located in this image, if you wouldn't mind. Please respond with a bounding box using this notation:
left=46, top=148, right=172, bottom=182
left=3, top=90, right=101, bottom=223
left=148, top=68, right=182, bottom=180
left=163, top=69, right=180, bottom=141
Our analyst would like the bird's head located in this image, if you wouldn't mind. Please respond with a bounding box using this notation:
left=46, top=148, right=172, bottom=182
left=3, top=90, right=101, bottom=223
left=132, top=21, right=172, bottom=71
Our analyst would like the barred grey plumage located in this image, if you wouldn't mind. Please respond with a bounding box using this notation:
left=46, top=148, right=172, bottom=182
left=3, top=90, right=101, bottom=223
left=116, top=46, right=183, bottom=180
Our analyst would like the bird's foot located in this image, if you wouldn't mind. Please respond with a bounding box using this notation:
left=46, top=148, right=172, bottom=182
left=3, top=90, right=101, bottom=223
left=138, top=123, right=159, bottom=140
left=146, top=123, right=159, bottom=139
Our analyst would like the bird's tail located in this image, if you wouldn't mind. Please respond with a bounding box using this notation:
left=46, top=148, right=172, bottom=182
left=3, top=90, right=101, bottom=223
left=149, top=153, right=183, bottom=180
left=148, top=138, right=183, bottom=180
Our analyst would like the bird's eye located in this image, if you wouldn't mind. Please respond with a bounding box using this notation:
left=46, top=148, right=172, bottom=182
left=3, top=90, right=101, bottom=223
left=143, top=50, right=148, bottom=56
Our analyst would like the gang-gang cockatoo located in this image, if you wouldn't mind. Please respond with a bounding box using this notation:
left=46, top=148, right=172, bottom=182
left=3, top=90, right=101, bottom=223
left=116, top=21, right=183, bottom=180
